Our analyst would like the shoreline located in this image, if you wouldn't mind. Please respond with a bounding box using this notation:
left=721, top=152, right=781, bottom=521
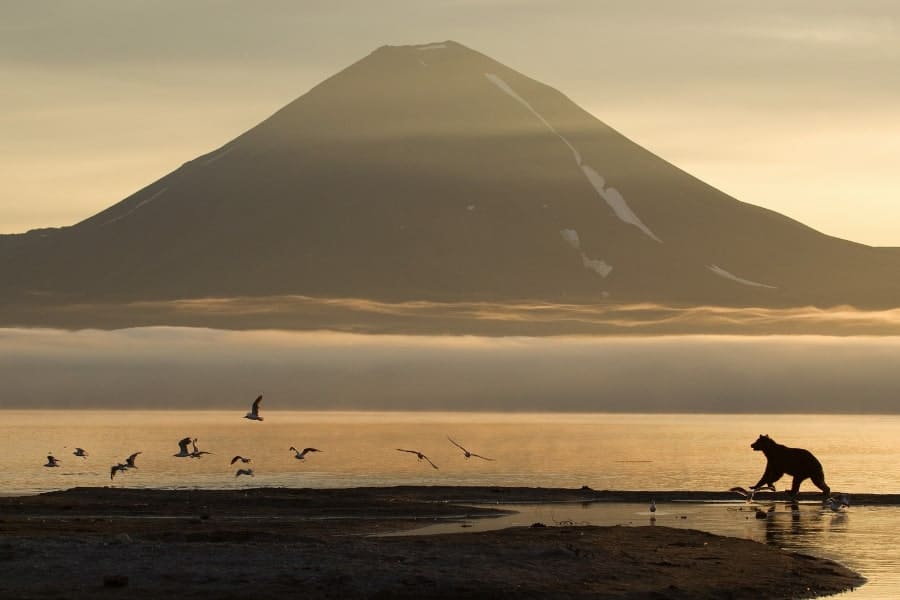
left=0, top=486, right=865, bottom=599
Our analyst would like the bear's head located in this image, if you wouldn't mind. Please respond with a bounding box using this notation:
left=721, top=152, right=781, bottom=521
left=751, top=434, right=775, bottom=451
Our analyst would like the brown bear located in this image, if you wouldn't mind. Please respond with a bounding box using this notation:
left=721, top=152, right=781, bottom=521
left=750, top=434, right=830, bottom=499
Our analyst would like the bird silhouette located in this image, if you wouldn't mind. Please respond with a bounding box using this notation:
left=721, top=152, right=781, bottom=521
left=230, top=455, right=252, bottom=465
left=124, top=452, right=142, bottom=468
left=290, top=446, right=322, bottom=460
left=447, top=436, right=494, bottom=461
left=244, top=394, right=264, bottom=421
left=110, top=463, right=128, bottom=480
left=397, top=448, right=439, bottom=469
left=190, top=438, right=212, bottom=458
left=174, top=437, right=193, bottom=457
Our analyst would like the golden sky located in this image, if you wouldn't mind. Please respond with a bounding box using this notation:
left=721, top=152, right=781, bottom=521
left=2, top=1, right=898, bottom=245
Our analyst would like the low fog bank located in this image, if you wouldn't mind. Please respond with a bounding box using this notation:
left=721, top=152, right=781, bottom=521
left=2, top=328, right=900, bottom=412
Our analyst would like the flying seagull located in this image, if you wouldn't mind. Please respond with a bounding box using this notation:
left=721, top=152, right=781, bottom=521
left=110, top=463, right=128, bottom=480
left=244, top=394, right=264, bottom=421
left=44, top=455, right=60, bottom=468
left=290, top=446, right=322, bottom=460
left=235, top=468, right=255, bottom=478
left=190, top=438, right=212, bottom=458
left=230, top=455, right=252, bottom=465
left=174, top=437, right=193, bottom=457
left=396, top=448, right=439, bottom=469
left=447, top=436, right=495, bottom=461
left=124, top=452, right=142, bottom=468
left=73, top=448, right=88, bottom=458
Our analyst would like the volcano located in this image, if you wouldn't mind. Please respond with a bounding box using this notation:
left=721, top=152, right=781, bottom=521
left=2, top=41, right=899, bottom=312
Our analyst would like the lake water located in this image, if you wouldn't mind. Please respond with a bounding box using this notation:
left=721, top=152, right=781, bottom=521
left=2, top=410, right=899, bottom=597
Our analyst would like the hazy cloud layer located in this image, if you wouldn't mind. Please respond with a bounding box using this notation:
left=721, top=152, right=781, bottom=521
left=3, top=328, right=900, bottom=413
left=2, top=2, right=899, bottom=244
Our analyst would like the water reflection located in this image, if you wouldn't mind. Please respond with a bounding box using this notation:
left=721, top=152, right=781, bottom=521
left=401, top=501, right=894, bottom=598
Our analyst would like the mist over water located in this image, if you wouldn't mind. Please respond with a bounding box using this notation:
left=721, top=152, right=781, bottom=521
left=2, top=328, right=900, bottom=412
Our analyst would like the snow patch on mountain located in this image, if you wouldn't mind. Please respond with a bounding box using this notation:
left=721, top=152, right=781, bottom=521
left=580, top=166, right=662, bottom=243
left=707, top=265, right=777, bottom=289
left=484, top=73, right=581, bottom=165
left=486, top=73, right=661, bottom=243
left=560, top=229, right=613, bottom=278
left=103, top=187, right=168, bottom=226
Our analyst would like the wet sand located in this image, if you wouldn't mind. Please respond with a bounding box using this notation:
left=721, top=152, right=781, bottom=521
left=0, top=486, right=864, bottom=599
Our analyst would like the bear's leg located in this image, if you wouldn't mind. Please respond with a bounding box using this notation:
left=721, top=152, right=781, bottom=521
left=810, top=472, right=831, bottom=499
left=753, top=469, right=783, bottom=490
left=789, top=475, right=807, bottom=498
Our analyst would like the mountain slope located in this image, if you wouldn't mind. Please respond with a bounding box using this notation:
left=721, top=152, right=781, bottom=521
left=2, top=41, right=898, bottom=308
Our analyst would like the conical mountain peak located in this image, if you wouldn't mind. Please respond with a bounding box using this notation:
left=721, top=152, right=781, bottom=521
left=1, top=43, right=898, bottom=314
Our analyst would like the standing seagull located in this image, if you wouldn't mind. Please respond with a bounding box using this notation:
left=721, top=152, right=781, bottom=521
left=174, top=437, right=193, bottom=457
left=396, top=448, right=439, bottom=469
left=290, top=446, right=322, bottom=460
left=244, top=395, right=264, bottom=421
left=235, top=468, right=255, bottom=477
left=447, top=436, right=495, bottom=461
left=230, top=455, right=252, bottom=465
left=649, top=499, right=657, bottom=513
left=73, top=448, right=88, bottom=458
left=44, top=455, right=61, bottom=468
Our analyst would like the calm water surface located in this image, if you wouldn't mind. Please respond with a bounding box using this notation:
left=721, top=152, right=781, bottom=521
left=2, top=411, right=898, bottom=597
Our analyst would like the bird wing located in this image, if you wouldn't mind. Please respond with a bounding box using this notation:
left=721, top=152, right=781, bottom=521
left=230, top=456, right=241, bottom=465
left=447, top=436, right=468, bottom=452
left=178, top=437, right=192, bottom=452
left=303, top=447, right=320, bottom=454
left=251, top=395, right=262, bottom=416
left=423, top=456, right=439, bottom=470
left=470, top=452, right=495, bottom=461
left=396, top=449, right=417, bottom=454
left=126, top=452, right=141, bottom=463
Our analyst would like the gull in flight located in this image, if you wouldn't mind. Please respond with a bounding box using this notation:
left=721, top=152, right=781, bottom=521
left=447, top=436, right=495, bottom=461
left=396, top=448, right=439, bottom=469
left=290, top=446, right=322, bottom=460
left=235, top=468, right=255, bottom=477
left=73, top=448, right=88, bottom=458
left=110, top=463, right=128, bottom=480
left=174, top=437, right=194, bottom=457
left=44, top=455, right=61, bottom=468
left=190, top=438, right=212, bottom=458
left=244, top=394, right=264, bottom=421
left=729, top=484, right=776, bottom=502
left=124, top=452, right=142, bottom=469
left=230, top=455, right=252, bottom=465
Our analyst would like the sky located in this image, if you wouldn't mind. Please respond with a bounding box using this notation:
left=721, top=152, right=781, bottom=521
left=2, top=1, right=898, bottom=245
left=3, top=328, right=900, bottom=411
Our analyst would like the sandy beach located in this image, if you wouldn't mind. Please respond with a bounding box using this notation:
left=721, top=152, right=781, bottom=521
left=0, top=486, right=863, bottom=599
